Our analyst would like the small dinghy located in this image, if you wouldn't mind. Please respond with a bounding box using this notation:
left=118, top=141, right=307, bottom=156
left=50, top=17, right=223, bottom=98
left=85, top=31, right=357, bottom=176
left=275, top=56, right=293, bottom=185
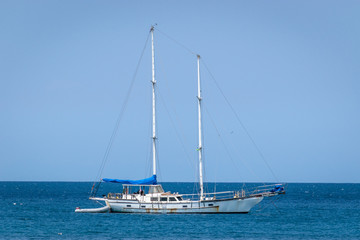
left=75, top=205, right=110, bottom=213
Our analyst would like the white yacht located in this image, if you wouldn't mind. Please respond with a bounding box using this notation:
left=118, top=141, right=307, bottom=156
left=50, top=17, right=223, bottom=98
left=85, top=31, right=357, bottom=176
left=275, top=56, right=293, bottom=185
left=76, top=26, right=285, bottom=214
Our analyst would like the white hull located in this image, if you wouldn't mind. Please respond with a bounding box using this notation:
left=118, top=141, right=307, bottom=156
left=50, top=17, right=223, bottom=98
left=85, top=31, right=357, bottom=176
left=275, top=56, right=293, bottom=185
left=105, top=197, right=263, bottom=214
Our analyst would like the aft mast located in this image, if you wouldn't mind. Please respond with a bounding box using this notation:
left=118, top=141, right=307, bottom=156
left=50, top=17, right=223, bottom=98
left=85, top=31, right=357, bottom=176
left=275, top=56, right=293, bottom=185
left=197, top=54, right=204, bottom=200
left=151, top=26, right=157, bottom=176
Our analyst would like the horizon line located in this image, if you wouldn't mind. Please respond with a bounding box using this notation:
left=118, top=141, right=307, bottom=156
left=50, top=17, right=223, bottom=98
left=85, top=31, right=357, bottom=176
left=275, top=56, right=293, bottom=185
left=1, top=180, right=359, bottom=184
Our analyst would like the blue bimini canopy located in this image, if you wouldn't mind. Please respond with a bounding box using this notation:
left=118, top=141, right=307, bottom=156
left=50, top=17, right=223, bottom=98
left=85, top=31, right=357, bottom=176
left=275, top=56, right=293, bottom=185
left=102, top=175, right=157, bottom=185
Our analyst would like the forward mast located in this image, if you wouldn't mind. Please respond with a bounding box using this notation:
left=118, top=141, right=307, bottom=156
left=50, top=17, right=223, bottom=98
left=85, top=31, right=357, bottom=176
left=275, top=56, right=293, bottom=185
left=151, top=26, right=156, bottom=176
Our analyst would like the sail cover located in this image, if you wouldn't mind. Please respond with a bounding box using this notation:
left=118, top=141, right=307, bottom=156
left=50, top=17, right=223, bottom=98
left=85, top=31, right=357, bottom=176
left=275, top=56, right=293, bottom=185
left=102, top=175, right=157, bottom=185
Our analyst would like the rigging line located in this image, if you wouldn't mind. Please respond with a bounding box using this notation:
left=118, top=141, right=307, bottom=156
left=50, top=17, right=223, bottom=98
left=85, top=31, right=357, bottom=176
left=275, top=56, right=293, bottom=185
left=91, top=31, right=151, bottom=192
left=201, top=59, right=279, bottom=183
left=90, top=181, right=102, bottom=197
left=95, top=200, right=106, bottom=207
left=255, top=195, right=282, bottom=214
left=157, top=89, right=195, bottom=170
left=153, top=26, right=203, bottom=188
left=157, top=70, right=198, bottom=182
left=202, top=140, right=207, bottom=194
left=154, top=27, right=197, bottom=56
left=202, top=127, right=211, bottom=195
left=203, top=104, right=249, bottom=186
left=95, top=32, right=150, bottom=182
left=145, top=130, right=152, bottom=179
left=155, top=137, right=162, bottom=182
left=202, top=102, right=260, bottom=188
left=145, top=89, right=153, bottom=179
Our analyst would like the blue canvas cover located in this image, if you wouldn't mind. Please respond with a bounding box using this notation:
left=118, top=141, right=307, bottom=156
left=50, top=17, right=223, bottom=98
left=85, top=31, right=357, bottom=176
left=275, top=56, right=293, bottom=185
left=270, top=184, right=284, bottom=193
left=102, top=175, right=157, bottom=185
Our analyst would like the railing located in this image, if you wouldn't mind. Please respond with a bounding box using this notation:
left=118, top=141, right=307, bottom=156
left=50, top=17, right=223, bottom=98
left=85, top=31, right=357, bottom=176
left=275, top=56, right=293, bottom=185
left=181, top=191, right=237, bottom=201
left=247, top=183, right=286, bottom=197
left=107, top=193, right=137, bottom=200
left=105, top=184, right=285, bottom=201
left=181, top=183, right=285, bottom=201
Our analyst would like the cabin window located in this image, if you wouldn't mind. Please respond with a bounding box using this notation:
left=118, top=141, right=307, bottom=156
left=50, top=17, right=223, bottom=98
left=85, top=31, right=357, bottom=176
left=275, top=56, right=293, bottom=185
left=151, top=197, right=158, bottom=201
left=141, top=205, right=146, bottom=208
left=160, top=197, right=167, bottom=202
left=176, top=197, right=183, bottom=201
left=169, top=197, right=177, bottom=202
left=126, top=205, right=131, bottom=207
left=208, top=204, right=214, bottom=206
left=182, top=205, right=187, bottom=208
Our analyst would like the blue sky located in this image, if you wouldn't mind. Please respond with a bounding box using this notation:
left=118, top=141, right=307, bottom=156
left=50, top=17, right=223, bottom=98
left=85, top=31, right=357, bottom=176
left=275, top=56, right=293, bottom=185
left=1, top=0, right=359, bottom=183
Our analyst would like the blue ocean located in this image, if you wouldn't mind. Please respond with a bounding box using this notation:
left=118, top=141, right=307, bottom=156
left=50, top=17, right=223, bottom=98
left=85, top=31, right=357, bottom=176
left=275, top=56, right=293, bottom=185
left=1, top=182, right=359, bottom=239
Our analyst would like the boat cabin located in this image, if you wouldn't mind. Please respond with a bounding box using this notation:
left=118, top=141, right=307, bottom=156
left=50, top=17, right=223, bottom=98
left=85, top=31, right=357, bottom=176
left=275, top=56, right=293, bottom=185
left=121, top=184, right=164, bottom=195
left=106, top=184, right=185, bottom=202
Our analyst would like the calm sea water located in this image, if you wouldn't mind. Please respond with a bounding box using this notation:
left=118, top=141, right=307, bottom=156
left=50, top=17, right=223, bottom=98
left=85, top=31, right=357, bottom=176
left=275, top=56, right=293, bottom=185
left=0, top=182, right=359, bottom=239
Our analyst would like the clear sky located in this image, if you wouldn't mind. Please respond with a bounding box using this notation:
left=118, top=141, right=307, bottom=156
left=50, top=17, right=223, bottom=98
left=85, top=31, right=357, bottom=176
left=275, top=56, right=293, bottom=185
left=1, top=0, right=359, bottom=183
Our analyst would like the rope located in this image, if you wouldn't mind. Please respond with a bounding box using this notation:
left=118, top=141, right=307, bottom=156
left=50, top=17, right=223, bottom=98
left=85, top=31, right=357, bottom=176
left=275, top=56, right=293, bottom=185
left=202, top=102, right=260, bottom=188
left=152, top=27, right=279, bottom=184
left=255, top=195, right=282, bottom=215
left=154, top=27, right=197, bottom=56
left=90, top=31, right=151, bottom=197
left=201, top=59, right=279, bottom=183
left=155, top=135, right=162, bottom=183
left=157, top=89, right=195, bottom=170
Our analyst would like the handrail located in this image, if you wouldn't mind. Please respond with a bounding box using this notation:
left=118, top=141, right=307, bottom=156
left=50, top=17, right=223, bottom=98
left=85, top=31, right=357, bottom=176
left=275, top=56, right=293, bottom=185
left=181, top=191, right=234, bottom=196
left=105, top=184, right=285, bottom=200
left=253, top=183, right=286, bottom=188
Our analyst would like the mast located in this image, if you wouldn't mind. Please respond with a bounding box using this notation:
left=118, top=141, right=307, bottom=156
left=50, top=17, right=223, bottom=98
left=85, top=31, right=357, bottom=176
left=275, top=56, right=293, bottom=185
left=151, top=26, right=156, bottom=176
left=197, top=54, right=204, bottom=200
